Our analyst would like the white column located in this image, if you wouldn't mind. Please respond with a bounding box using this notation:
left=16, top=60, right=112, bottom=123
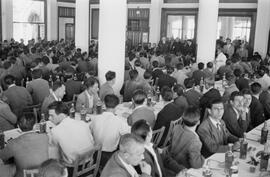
left=254, top=0, right=270, bottom=58
left=196, top=0, right=219, bottom=64
left=47, top=0, right=58, bottom=40
left=2, top=0, right=13, bottom=41
left=98, top=0, right=126, bottom=95
left=149, top=0, right=162, bottom=44
left=75, top=0, right=90, bottom=53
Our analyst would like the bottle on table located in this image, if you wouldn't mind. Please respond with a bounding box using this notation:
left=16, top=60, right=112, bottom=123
left=260, top=121, right=268, bottom=144
left=202, top=160, right=212, bottom=177
left=147, top=90, right=152, bottom=107
left=69, top=103, right=75, bottom=118
left=230, top=162, right=239, bottom=177
left=260, top=140, right=270, bottom=171
left=0, top=131, right=5, bottom=149
left=239, top=133, right=248, bottom=159
left=49, top=75, right=53, bottom=87
left=155, top=86, right=160, bottom=102
left=80, top=104, right=87, bottom=121
left=222, top=73, right=226, bottom=88
left=96, top=99, right=103, bottom=115
left=39, top=113, right=47, bottom=133
left=225, top=143, right=234, bottom=174
left=25, top=77, right=30, bottom=86
left=199, top=77, right=204, bottom=93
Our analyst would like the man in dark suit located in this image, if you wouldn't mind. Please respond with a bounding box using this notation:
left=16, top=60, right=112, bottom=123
left=222, top=91, right=250, bottom=138
left=151, top=61, right=163, bottom=84
left=0, top=114, right=49, bottom=177
left=234, top=69, right=249, bottom=91
left=192, top=62, right=206, bottom=85
left=165, top=107, right=204, bottom=173
left=250, top=83, right=265, bottom=128
left=183, top=78, right=202, bottom=107
left=101, top=134, right=152, bottom=177
left=157, top=67, right=176, bottom=90
left=99, top=71, right=115, bottom=102
left=197, top=98, right=239, bottom=158
left=260, top=86, right=270, bottom=119
left=3, top=75, right=33, bottom=117
left=26, top=69, right=50, bottom=105
left=128, top=89, right=155, bottom=128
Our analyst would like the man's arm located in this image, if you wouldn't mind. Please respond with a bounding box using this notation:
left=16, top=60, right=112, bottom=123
left=188, top=140, right=205, bottom=169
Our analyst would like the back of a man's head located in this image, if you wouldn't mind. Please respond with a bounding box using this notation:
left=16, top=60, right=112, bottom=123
left=251, top=82, right=262, bottom=95
left=105, top=71, right=116, bottom=81
left=38, top=159, right=67, bottom=177
left=161, top=86, right=173, bottom=101
left=207, top=62, right=213, bottom=69
left=198, top=62, right=204, bottom=70
left=131, top=119, right=150, bottom=141
left=4, top=75, right=15, bottom=86
left=119, top=133, right=144, bottom=153
left=176, top=63, right=184, bottom=70
left=132, top=89, right=146, bottom=105
left=184, top=78, right=195, bottom=89
left=48, top=101, right=69, bottom=116
left=129, top=70, right=138, bottom=81
left=104, top=94, right=119, bottom=109
left=32, top=69, right=43, bottom=79
left=18, top=113, right=36, bottom=132
left=182, top=106, right=200, bottom=127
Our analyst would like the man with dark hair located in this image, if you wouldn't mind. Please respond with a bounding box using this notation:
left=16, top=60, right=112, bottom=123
left=222, top=91, right=249, bottom=138
left=203, top=62, right=214, bottom=80
left=48, top=101, right=94, bottom=165
left=151, top=60, right=163, bottom=83
left=100, top=71, right=116, bottom=101
left=157, top=66, right=177, bottom=89
left=173, top=84, right=188, bottom=110
left=3, top=74, right=33, bottom=117
left=0, top=113, right=49, bottom=177
left=166, top=106, right=205, bottom=172
left=183, top=78, right=202, bottom=107
left=127, top=89, right=155, bottom=128
left=223, top=72, right=239, bottom=102
left=250, top=82, right=265, bottom=128
left=234, top=68, right=249, bottom=91
left=76, top=76, right=100, bottom=113
left=26, top=69, right=50, bottom=105
left=197, top=98, right=239, bottom=157
left=101, top=133, right=152, bottom=177
left=90, top=94, right=130, bottom=167
left=41, top=81, right=66, bottom=117
left=38, top=159, right=68, bottom=177
left=192, top=62, right=206, bottom=85
left=172, top=63, right=188, bottom=86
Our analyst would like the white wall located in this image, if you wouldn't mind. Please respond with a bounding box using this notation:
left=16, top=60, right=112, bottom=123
left=58, top=17, right=74, bottom=40
left=2, top=0, right=13, bottom=41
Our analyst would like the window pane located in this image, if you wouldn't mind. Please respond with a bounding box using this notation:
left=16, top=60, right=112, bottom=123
left=167, top=15, right=182, bottom=38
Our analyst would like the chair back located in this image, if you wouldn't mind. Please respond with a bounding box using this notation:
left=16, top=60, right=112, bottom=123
left=22, top=104, right=41, bottom=122
left=161, top=117, right=182, bottom=148
left=23, top=169, right=39, bottom=177
left=152, top=126, right=165, bottom=148
left=69, top=145, right=102, bottom=177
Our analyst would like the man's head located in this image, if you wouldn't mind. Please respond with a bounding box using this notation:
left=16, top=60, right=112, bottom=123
left=131, top=119, right=151, bottom=144
left=173, top=84, right=184, bottom=97
left=161, top=86, right=173, bottom=102
left=129, top=70, right=139, bottom=81
left=207, top=98, right=224, bottom=121
left=132, top=89, right=146, bottom=106
left=230, top=91, right=244, bottom=112
left=152, top=61, right=159, bottom=68
left=104, top=94, right=119, bottom=109
left=182, top=106, right=200, bottom=128
left=105, top=71, right=116, bottom=85
left=135, top=59, right=142, bottom=67
left=4, top=75, right=15, bottom=86
left=48, top=101, right=69, bottom=125
left=206, top=62, right=213, bottom=70
left=241, top=88, right=252, bottom=108
left=38, top=159, right=67, bottom=177
left=18, top=113, right=36, bottom=132
left=233, top=68, right=242, bottom=78
left=85, top=77, right=99, bottom=94
left=176, top=63, right=184, bottom=70
left=184, top=78, right=195, bottom=89
left=51, top=81, right=66, bottom=100
left=226, top=38, right=231, bottom=44
left=119, top=133, right=145, bottom=166
left=32, top=69, right=43, bottom=79
left=143, top=70, right=152, bottom=81
left=250, top=82, right=262, bottom=96
left=198, top=62, right=205, bottom=70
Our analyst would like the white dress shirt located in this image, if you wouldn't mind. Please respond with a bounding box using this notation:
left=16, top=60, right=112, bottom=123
left=90, top=112, right=130, bottom=152
left=50, top=117, right=95, bottom=165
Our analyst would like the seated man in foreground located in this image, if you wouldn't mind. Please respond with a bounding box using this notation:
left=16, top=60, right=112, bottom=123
left=48, top=101, right=95, bottom=165
left=197, top=98, right=239, bottom=158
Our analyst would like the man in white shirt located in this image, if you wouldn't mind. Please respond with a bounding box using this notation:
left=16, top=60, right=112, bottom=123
left=214, top=47, right=227, bottom=73
left=172, top=63, right=188, bottom=86
left=90, top=94, right=130, bottom=166
left=48, top=101, right=95, bottom=165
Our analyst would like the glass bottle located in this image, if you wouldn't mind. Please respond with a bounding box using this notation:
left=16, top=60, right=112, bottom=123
left=239, top=133, right=248, bottom=159
left=25, top=77, right=30, bottom=86
left=225, top=144, right=234, bottom=174
left=39, top=113, right=47, bottom=133
left=96, top=99, right=103, bottom=115
left=147, top=90, right=152, bottom=107
left=155, top=86, right=160, bottom=102
left=203, top=160, right=212, bottom=177
left=222, top=73, right=226, bottom=88
left=199, top=77, right=204, bottom=93
left=69, top=103, right=75, bottom=118
left=49, top=75, right=53, bottom=87
left=260, top=121, right=268, bottom=144
left=80, top=104, right=87, bottom=121
left=260, top=140, right=270, bottom=171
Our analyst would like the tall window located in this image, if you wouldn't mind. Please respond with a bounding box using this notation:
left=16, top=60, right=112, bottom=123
left=167, top=15, right=195, bottom=39
left=13, top=0, right=45, bottom=43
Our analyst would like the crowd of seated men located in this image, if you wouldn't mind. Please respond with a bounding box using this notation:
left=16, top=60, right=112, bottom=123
left=0, top=36, right=270, bottom=177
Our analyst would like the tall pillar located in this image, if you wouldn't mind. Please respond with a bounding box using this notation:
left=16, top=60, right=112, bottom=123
left=149, top=0, right=162, bottom=44
left=254, top=0, right=270, bottom=58
left=2, top=0, right=13, bottom=41
left=75, top=0, right=90, bottom=53
left=98, top=0, right=126, bottom=95
left=196, top=0, right=219, bottom=64
left=47, top=0, right=57, bottom=41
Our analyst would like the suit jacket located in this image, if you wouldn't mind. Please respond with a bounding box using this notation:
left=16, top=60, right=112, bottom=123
left=4, top=85, right=33, bottom=117
left=192, top=70, right=206, bottom=85
left=0, top=101, right=17, bottom=132
left=127, top=106, right=156, bottom=128
left=63, top=79, right=84, bottom=102
left=76, top=90, right=100, bottom=113
left=121, top=80, right=144, bottom=102
left=260, top=91, right=270, bottom=119
left=0, top=132, right=49, bottom=177
left=249, top=96, right=265, bottom=129
left=100, top=82, right=114, bottom=102
left=100, top=152, right=151, bottom=177
left=154, top=102, right=184, bottom=147
left=168, top=123, right=205, bottom=170
left=157, top=74, right=176, bottom=89
left=184, top=89, right=202, bottom=107
left=235, top=77, right=249, bottom=91
left=26, top=78, right=50, bottom=105
left=222, top=104, right=249, bottom=138
left=197, top=118, right=238, bottom=158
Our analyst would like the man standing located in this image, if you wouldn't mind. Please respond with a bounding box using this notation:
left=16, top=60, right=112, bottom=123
left=223, top=38, right=235, bottom=59
left=100, top=71, right=116, bottom=102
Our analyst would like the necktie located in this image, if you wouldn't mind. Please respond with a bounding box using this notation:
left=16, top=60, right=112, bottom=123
left=216, top=123, right=221, bottom=131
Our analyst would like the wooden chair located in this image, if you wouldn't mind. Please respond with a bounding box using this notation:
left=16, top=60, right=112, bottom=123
left=161, top=117, right=182, bottom=148
left=67, top=145, right=102, bottom=177
left=23, top=169, right=39, bottom=177
left=152, top=126, right=165, bottom=148
left=22, top=104, right=41, bottom=122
